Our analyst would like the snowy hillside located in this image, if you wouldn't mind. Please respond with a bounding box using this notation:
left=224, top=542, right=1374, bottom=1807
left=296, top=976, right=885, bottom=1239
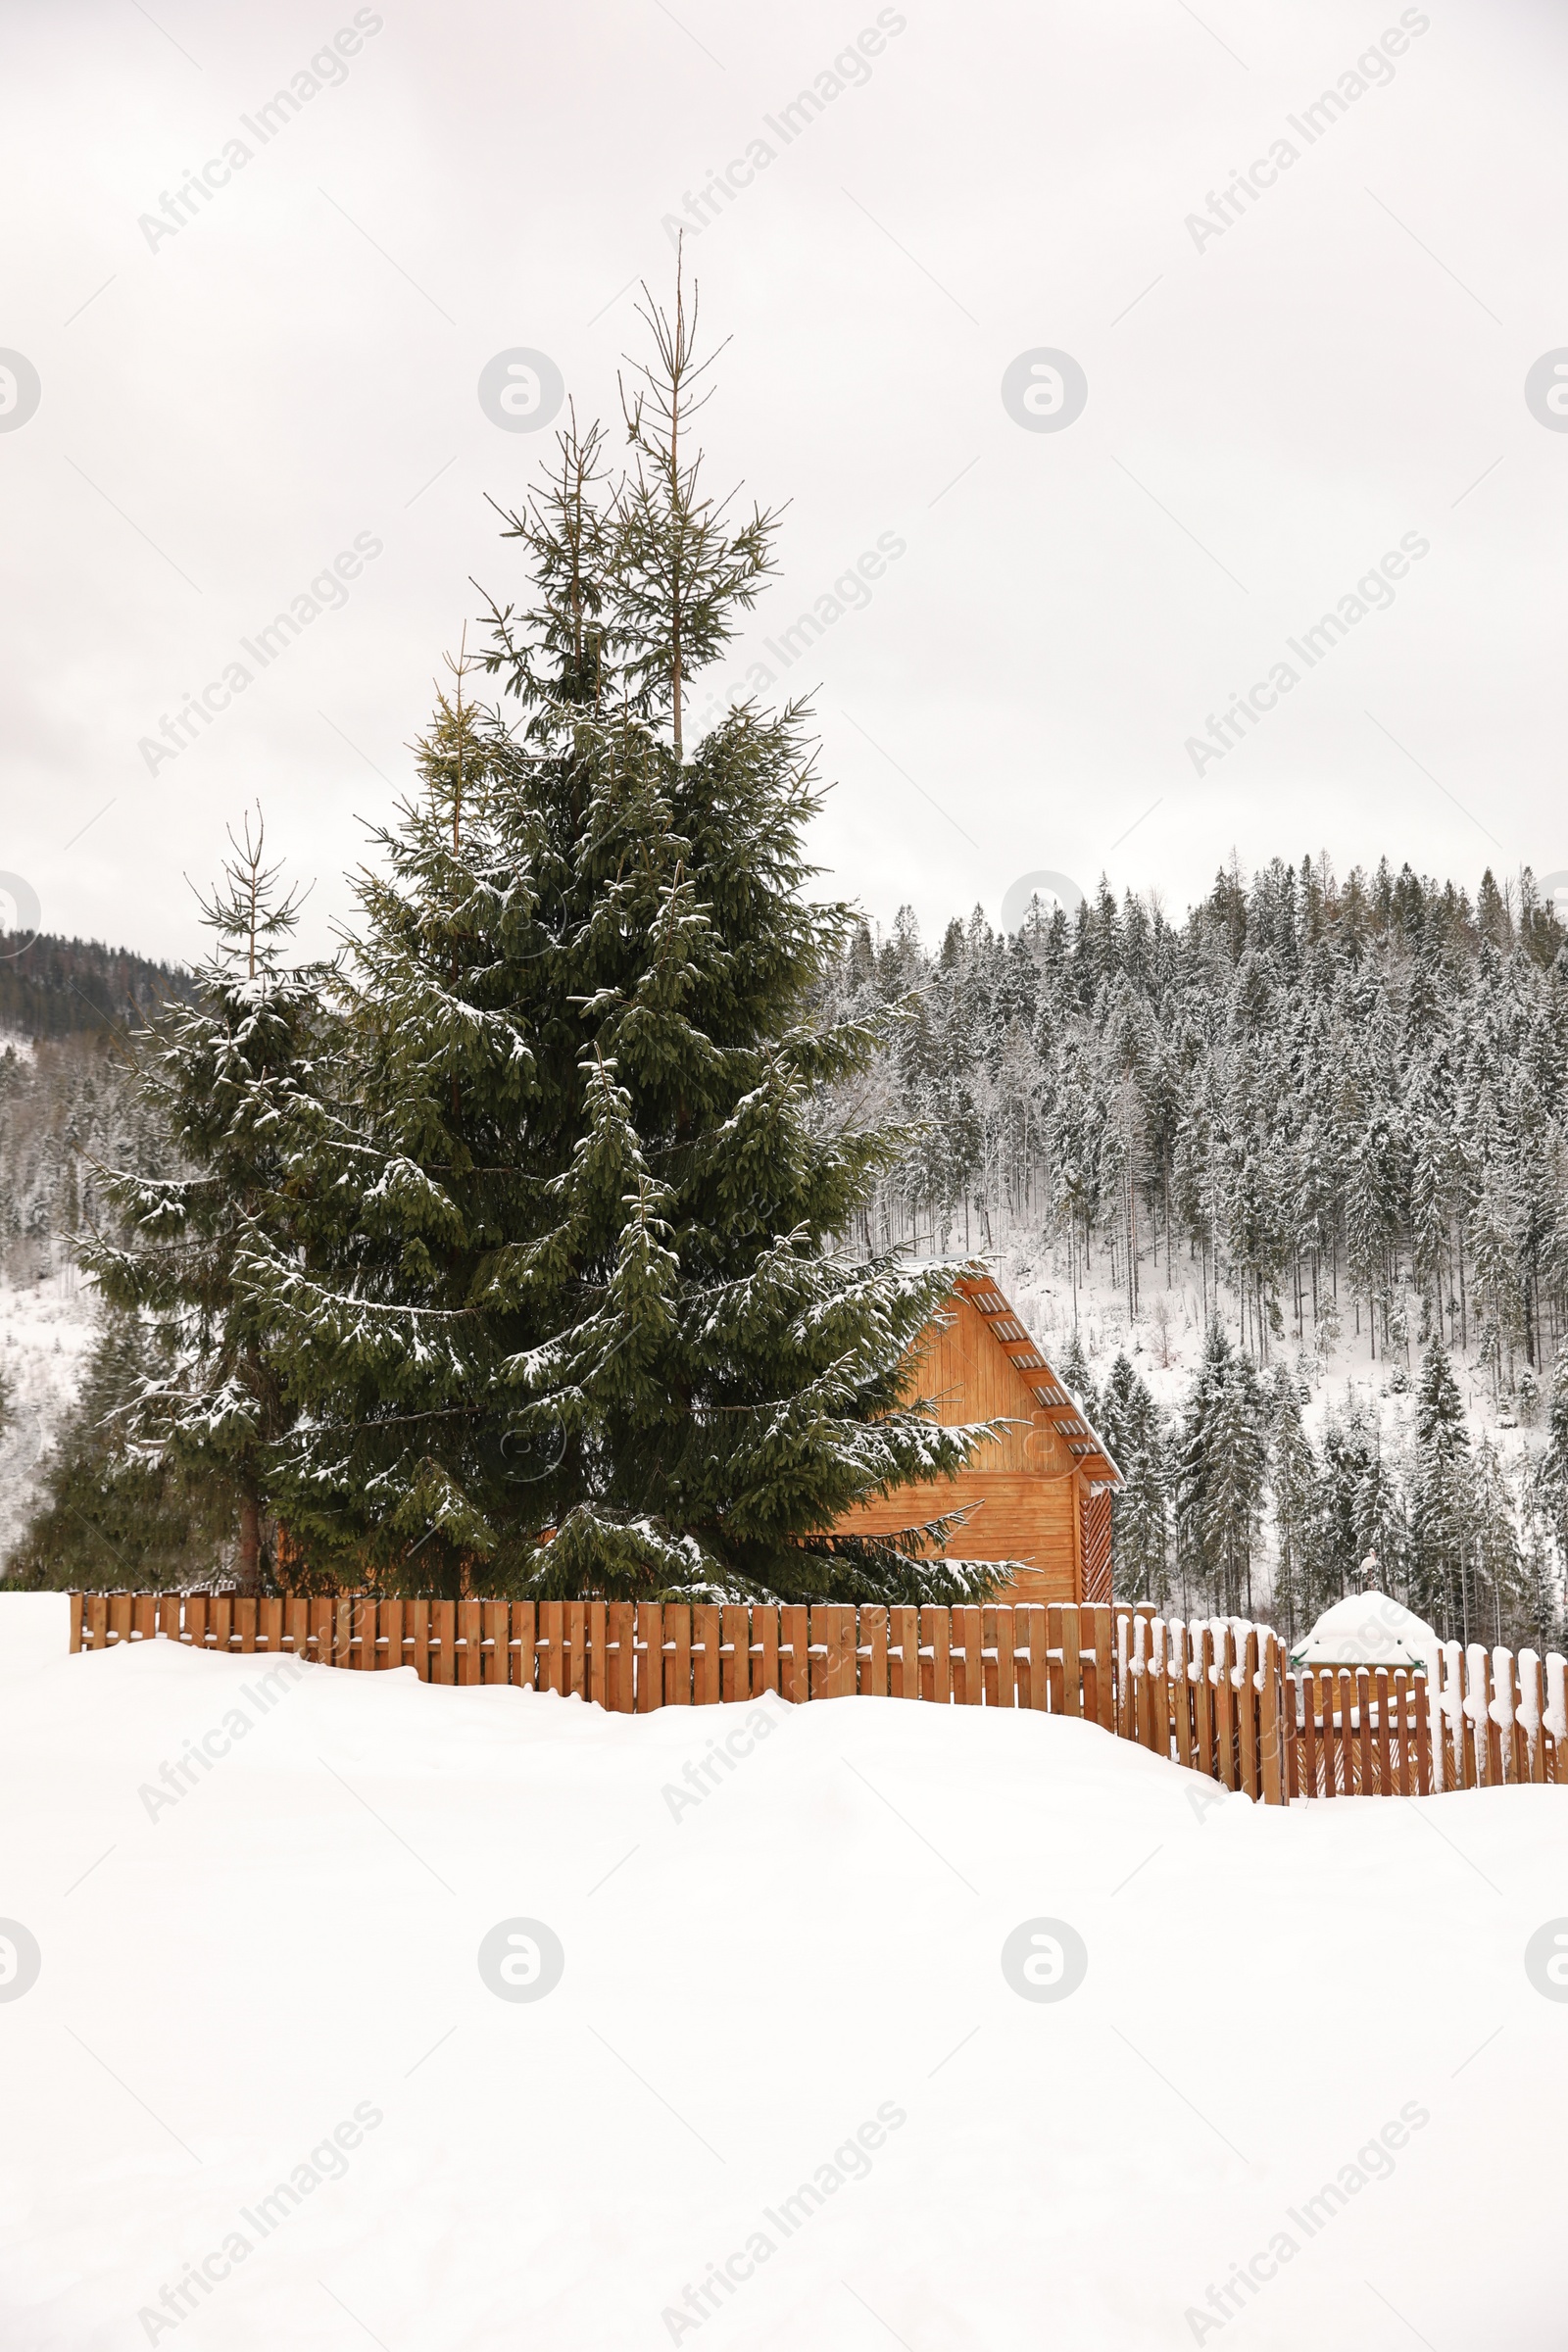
left=1, top=1614, right=1564, bottom=2348
left=0, top=1019, right=155, bottom=1568
left=0, top=1270, right=95, bottom=1564
left=1001, top=1238, right=1543, bottom=1590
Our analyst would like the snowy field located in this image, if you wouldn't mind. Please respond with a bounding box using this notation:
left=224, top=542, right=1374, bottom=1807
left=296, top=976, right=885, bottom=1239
left=2, top=1602, right=1566, bottom=2348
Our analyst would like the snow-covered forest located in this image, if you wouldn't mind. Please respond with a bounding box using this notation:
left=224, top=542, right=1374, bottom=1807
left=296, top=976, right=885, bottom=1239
left=822, top=857, right=1568, bottom=1653
left=0, top=956, right=182, bottom=1571
left=5, top=854, right=1568, bottom=1650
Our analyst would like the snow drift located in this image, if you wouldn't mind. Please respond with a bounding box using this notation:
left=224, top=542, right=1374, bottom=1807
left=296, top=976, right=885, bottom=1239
left=0, top=1618, right=1564, bottom=2348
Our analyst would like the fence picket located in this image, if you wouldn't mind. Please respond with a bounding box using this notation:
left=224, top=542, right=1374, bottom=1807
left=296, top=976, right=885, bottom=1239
left=635, top=1604, right=662, bottom=1711
left=602, top=1602, right=628, bottom=1710
left=1498, top=1651, right=1522, bottom=1786
left=1390, top=1670, right=1409, bottom=1796
left=756, top=1607, right=779, bottom=1700
left=991, top=1606, right=1014, bottom=1709
left=1259, top=1636, right=1282, bottom=1807
left=889, top=1606, right=918, bottom=1700
left=474, top=1599, right=501, bottom=1688
left=1023, top=1606, right=1047, bottom=1713
left=1060, top=1605, right=1082, bottom=1718
left=1462, top=1650, right=1481, bottom=1788
left=858, top=1606, right=887, bottom=1699
left=1213, top=1631, right=1235, bottom=1790
left=1233, top=1630, right=1255, bottom=1796
left=687, top=1605, right=715, bottom=1704
left=778, top=1606, right=806, bottom=1704
left=1172, top=1625, right=1192, bottom=1772
left=1480, top=1650, right=1500, bottom=1788
left=717, top=1605, right=746, bottom=1703
left=455, top=1598, right=478, bottom=1686
left=1413, top=1673, right=1431, bottom=1794
left=919, top=1606, right=949, bottom=1705
left=1528, top=1654, right=1547, bottom=1786
left=949, top=1607, right=977, bottom=1706
left=511, top=1601, right=533, bottom=1692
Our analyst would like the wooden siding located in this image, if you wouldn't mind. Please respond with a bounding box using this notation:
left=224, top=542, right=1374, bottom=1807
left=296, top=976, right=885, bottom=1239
left=835, top=1283, right=1106, bottom=1603
left=1081, top=1486, right=1113, bottom=1605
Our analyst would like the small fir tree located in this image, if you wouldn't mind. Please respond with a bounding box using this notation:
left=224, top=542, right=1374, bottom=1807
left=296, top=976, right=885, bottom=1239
left=77, top=814, right=324, bottom=1592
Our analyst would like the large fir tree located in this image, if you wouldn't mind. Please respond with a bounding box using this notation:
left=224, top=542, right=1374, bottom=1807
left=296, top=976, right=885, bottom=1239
left=245, top=275, right=993, bottom=1601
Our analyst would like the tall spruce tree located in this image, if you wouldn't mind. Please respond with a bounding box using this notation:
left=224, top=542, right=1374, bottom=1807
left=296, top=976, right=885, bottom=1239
left=1098, top=1351, right=1169, bottom=1603
left=1540, top=1344, right=1568, bottom=1573
left=245, top=277, right=994, bottom=1601
left=1174, top=1321, right=1266, bottom=1616
left=1469, top=1434, right=1521, bottom=1642
left=1408, top=1336, right=1473, bottom=1639
left=1266, top=1363, right=1317, bottom=1638
left=78, top=815, right=324, bottom=1592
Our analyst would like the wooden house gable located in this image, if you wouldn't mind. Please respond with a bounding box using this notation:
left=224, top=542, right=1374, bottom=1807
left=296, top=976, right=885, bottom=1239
left=911, top=1287, right=1076, bottom=1476
left=913, top=1275, right=1119, bottom=1488
left=836, top=1268, right=1119, bottom=1600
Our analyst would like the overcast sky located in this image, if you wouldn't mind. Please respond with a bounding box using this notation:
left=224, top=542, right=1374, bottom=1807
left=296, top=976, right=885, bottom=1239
left=4, top=0, right=1567, bottom=965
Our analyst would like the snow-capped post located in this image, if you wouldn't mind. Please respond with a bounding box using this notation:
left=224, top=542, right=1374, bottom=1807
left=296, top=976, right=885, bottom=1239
left=1517, top=1647, right=1544, bottom=1782
left=1258, top=1631, right=1284, bottom=1805
left=1489, top=1645, right=1519, bottom=1782
left=1545, top=1652, right=1568, bottom=1772
left=76, top=809, right=325, bottom=1596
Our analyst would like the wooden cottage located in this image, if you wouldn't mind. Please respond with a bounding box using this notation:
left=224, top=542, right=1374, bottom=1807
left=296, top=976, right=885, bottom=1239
left=838, top=1270, right=1120, bottom=1604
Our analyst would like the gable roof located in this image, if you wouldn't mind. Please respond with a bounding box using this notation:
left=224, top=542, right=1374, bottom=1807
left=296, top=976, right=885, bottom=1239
left=949, top=1269, right=1121, bottom=1487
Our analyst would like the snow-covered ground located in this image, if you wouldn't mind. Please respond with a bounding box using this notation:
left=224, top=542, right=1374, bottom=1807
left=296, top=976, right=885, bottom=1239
left=0, top=1270, right=96, bottom=1562
left=1, top=1607, right=1565, bottom=2348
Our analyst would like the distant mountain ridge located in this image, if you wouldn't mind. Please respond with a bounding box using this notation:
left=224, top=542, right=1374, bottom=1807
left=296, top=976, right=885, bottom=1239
left=0, top=932, right=195, bottom=1042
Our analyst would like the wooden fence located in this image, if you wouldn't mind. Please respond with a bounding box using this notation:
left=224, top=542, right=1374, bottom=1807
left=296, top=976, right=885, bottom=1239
left=68, top=1592, right=1568, bottom=1806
